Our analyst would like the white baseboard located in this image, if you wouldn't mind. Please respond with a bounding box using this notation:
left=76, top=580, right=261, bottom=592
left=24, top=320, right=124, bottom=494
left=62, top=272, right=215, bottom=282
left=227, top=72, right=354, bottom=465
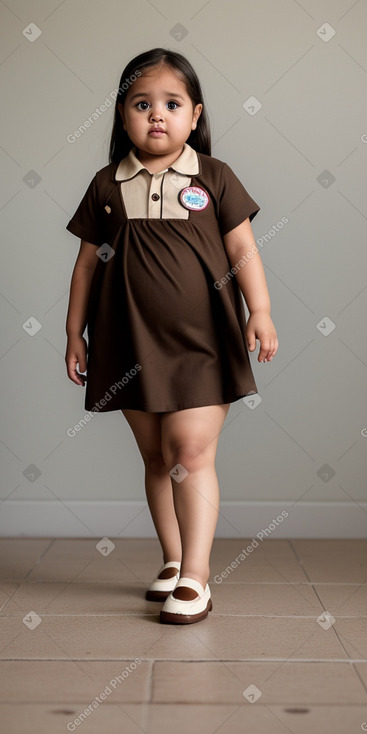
left=1, top=501, right=366, bottom=538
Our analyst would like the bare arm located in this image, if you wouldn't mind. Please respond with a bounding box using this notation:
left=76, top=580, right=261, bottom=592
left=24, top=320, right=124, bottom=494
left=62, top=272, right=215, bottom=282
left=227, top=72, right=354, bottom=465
left=65, top=241, right=99, bottom=385
left=223, top=218, right=278, bottom=363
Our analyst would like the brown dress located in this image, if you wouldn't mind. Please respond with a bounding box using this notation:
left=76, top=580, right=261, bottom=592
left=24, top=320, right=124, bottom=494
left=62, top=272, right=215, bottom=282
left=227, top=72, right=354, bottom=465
left=66, top=148, right=260, bottom=413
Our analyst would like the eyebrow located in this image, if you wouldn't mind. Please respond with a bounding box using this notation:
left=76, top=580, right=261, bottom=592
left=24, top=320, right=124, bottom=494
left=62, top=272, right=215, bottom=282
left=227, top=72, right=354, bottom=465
left=129, top=92, right=186, bottom=101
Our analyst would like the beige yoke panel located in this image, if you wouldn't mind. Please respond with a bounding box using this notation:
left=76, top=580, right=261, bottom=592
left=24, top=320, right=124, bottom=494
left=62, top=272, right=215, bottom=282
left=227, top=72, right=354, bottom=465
left=115, top=143, right=200, bottom=219
left=119, top=169, right=192, bottom=218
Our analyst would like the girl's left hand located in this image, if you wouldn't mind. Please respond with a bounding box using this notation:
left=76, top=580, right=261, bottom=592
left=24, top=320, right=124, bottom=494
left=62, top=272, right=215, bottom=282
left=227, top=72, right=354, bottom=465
left=246, top=312, right=279, bottom=363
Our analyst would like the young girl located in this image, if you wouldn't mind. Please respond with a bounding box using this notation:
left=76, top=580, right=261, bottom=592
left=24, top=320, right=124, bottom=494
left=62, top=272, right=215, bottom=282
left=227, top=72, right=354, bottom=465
left=65, top=48, right=278, bottom=625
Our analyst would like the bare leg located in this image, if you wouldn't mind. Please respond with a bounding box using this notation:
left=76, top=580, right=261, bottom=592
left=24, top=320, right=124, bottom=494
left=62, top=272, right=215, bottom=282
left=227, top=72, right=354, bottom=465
left=121, top=409, right=182, bottom=564
left=160, top=404, right=230, bottom=598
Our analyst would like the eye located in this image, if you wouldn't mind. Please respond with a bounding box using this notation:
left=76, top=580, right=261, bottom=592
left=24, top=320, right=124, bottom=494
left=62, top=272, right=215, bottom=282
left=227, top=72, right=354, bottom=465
left=135, top=99, right=180, bottom=111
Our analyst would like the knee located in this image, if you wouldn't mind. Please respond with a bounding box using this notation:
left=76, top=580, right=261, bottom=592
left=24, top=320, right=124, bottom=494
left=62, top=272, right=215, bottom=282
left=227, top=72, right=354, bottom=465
left=142, top=452, right=167, bottom=474
left=162, top=442, right=212, bottom=474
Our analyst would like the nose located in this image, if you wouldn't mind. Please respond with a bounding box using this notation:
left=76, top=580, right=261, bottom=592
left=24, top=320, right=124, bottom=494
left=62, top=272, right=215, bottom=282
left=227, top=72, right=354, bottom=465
left=149, top=105, right=164, bottom=122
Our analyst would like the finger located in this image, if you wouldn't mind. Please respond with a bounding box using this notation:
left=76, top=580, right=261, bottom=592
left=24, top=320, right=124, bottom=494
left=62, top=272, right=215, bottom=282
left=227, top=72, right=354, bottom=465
left=247, top=330, right=257, bottom=352
left=261, top=337, right=279, bottom=362
left=76, top=353, right=88, bottom=383
left=67, top=357, right=85, bottom=386
left=77, top=353, right=87, bottom=373
left=267, top=339, right=279, bottom=359
left=257, top=340, right=271, bottom=362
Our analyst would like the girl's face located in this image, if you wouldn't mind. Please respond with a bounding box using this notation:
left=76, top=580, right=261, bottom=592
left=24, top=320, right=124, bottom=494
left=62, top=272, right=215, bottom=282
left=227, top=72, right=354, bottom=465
left=118, top=65, right=202, bottom=159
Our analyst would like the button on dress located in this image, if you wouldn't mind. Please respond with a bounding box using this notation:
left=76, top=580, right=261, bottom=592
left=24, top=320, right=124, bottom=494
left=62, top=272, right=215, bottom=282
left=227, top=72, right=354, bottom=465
left=66, top=145, right=261, bottom=413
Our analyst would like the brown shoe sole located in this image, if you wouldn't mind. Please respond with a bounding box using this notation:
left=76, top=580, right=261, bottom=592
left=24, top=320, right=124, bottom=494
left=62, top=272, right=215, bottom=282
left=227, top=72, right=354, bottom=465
left=160, top=598, right=213, bottom=624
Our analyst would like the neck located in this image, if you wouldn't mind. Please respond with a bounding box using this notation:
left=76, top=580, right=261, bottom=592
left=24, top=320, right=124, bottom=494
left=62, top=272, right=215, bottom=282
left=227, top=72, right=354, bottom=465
left=135, top=145, right=185, bottom=173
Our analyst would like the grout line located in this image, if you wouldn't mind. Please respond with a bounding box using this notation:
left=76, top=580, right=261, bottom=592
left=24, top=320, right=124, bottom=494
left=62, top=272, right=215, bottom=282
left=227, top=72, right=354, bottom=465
left=0, top=702, right=366, bottom=708
left=288, top=539, right=312, bottom=584
left=23, top=539, right=55, bottom=582
left=352, top=661, right=367, bottom=695
left=0, top=583, right=21, bottom=612
left=0, top=657, right=365, bottom=663
left=148, top=659, right=155, bottom=704
left=0, top=701, right=366, bottom=707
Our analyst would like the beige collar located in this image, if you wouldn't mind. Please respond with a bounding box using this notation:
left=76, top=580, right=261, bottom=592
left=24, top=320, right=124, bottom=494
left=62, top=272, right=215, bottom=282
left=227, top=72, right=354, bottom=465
left=115, top=142, right=200, bottom=181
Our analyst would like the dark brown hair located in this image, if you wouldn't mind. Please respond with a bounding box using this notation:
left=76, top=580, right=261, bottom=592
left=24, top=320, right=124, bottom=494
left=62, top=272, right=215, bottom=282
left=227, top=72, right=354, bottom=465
left=109, top=48, right=211, bottom=163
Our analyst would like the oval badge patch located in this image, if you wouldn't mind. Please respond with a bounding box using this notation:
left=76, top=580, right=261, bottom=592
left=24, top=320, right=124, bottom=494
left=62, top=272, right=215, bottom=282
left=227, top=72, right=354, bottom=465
left=179, top=186, right=210, bottom=211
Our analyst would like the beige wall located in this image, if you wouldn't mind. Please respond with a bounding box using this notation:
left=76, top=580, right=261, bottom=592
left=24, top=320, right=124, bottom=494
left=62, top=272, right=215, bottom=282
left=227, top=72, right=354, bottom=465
left=1, top=0, right=366, bottom=535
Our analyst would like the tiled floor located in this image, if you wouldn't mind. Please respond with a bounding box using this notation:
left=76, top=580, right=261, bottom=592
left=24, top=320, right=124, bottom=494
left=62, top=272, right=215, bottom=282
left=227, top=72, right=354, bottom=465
left=0, top=538, right=367, bottom=733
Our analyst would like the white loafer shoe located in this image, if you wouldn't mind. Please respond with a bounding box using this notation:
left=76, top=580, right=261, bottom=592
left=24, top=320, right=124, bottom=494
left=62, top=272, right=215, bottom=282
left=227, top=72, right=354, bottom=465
left=145, top=561, right=181, bottom=601
left=160, top=576, right=212, bottom=624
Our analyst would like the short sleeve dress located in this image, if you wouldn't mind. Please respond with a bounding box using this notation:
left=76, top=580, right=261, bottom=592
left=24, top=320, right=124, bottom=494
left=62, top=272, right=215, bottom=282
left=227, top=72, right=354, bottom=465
left=66, top=146, right=261, bottom=413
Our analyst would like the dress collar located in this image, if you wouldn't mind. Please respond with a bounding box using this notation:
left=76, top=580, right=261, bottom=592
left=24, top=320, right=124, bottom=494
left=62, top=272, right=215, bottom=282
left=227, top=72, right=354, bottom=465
left=115, top=142, right=200, bottom=180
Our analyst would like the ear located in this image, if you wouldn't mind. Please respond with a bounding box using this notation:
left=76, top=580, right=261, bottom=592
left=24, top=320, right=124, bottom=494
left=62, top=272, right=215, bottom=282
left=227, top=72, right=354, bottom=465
left=191, top=103, right=203, bottom=130
left=117, top=103, right=126, bottom=130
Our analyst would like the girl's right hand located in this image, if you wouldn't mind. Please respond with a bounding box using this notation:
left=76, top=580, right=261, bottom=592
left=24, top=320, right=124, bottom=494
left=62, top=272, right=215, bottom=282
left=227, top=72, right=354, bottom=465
left=65, top=335, right=88, bottom=386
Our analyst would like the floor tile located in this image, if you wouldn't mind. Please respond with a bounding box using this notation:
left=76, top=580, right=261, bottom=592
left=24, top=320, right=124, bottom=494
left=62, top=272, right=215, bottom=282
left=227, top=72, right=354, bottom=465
left=121, top=703, right=367, bottom=734
left=27, top=538, right=163, bottom=583
left=210, top=539, right=308, bottom=583
left=0, top=613, right=349, bottom=662
left=152, top=660, right=366, bottom=703
left=0, top=581, right=159, bottom=615
left=0, top=703, right=145, bottom=734
left=291, top=540, right=367, bottom=582
left=314, top=583, right=367, bottom=617
left=0, top=660, right=151, bottom=702
left=0, top=539, right=52, bottom=581
left=0, top=583, right=18, bottom=611
left=333, top=618, right=367, bottom=659
left=354, top=661, right=367, bottom=686
left=180, top=614, right=348, bottom=661
left=0, top=702, right=366, bottom=734
left=0, top=615, right=162, bottom=660
left=211, top=581, right=323, bottom=615
left=264, top=705, right=367, bottom=734
left=137, top=702, right=289, bottom=733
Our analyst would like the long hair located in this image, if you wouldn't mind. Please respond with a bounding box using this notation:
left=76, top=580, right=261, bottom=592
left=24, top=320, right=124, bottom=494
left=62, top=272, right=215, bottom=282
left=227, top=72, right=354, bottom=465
left=109, top=48, right=211, bottom=164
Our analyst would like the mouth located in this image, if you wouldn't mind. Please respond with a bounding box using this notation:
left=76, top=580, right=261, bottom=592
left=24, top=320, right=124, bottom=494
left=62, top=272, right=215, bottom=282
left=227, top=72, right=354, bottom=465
left=148, top=128, right=166, bottom=136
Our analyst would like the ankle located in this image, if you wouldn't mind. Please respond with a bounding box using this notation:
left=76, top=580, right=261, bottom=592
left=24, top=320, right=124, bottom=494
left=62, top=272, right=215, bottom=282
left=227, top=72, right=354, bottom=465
left=180, top=569, right=210, bottom=590
left=163, top=556, right=182, bottom=565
